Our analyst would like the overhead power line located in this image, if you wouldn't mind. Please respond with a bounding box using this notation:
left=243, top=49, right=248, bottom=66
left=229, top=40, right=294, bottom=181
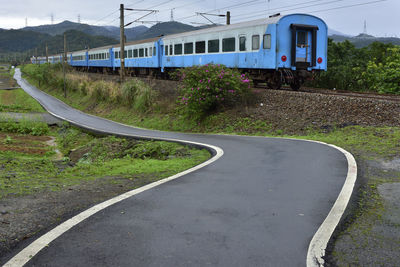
left=235, top=0, right=387, bottom=22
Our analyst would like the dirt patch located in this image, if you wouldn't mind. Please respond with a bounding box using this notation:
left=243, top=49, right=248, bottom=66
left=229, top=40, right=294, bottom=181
left=0, top=175, right=156, bottom=263
left=0, top=133, right=53, bottom=155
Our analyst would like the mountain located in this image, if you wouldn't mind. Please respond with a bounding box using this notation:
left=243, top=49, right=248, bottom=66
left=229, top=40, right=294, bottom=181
left=328, top=28, right=351, bottom=37
left=132, top=21, right=198, bottom=40
left=329, top=33, right=400, bottom=48
left=22, top=21, right=148, bottom=41
left=36, top=29, right=117, bottom=55
left=0, top=29, right=51, bottom=53
left=125, top=25, right=149, bottom=40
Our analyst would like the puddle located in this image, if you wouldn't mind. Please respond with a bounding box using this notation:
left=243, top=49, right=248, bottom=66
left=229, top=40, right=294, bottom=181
left=378, top=183, right=400, bottom=225
left=379, top=158, right=400, bottom=171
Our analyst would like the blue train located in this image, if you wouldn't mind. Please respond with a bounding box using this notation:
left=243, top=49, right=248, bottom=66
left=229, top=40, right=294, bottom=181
left=32, top=13, right=328, bottom=90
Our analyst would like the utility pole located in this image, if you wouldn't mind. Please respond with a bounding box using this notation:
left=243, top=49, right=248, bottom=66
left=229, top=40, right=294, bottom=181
left=35, top=48, right=38, bottom=65
left=226, top=11, right=230, bottom=25
left=119, top=4, right=158, bottom=81
left=120, top=4, right=125, bottom=82
left=63, top=33, right=67, bottom=98
left=46, top=43, right=48, bottom=63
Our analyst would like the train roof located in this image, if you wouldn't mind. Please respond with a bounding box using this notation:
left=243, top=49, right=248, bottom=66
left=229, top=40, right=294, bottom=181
left=162, top=15, right=283, bottom=40
left=162, top=13, right=325, bottom=40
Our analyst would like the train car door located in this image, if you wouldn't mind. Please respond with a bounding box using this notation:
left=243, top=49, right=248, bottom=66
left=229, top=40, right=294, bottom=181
left=295, top=30, right=312, bottom=65
left=290, top=24, right=318, bottom=69
left=159, top=44, right=164, bottom=72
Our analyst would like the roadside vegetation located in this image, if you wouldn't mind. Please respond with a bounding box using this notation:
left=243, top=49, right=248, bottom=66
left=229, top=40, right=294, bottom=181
left=0, top=89, right=44, bottom=113
left=309, top=40, right=400, bottom=94
left=0, top=122, right=210, bottom=199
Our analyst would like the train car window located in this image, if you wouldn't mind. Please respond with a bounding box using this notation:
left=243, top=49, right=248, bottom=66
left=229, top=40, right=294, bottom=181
left=263, top=34, right=271, bottom=49
left=184, top=43, right=193, bottom=54
left=252, top=35, right=260, bottom=50
left=208, top=39, right=219, bottom=53
left=195, top=41, right=205, bottom=54
left=128, top=50, right=132, bottom=58
left=239, top=36, right=246, bottom=51
left=153, top=46, right=156, bottom=56
left=149, top=47, right=153, bottom=56
left=222, top=37, right=235, bottom=52
left=139, top=48, right=144, bottom=57
left=165, top=45, right=169, bottom=56
left=125, top=50, right=128, bottom=58
left=102, top=53, right=105, bottom=59
left=118, top=51, right=121, bottom=59
left=175, top=44, right=183, bottom=55
left=133, top=49, right=138, bottom=58
left=170, top=45, right=173, bottom=56
left=114, top=52, right=118, bottom=59
left=145, top=48, right=148, bottom=57
left=297, top=31, right=307, bottom=46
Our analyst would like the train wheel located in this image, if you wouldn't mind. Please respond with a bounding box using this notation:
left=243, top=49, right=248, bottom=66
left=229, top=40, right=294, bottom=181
left=289, top=79, right=302, bottom=91
left=267, top=73, right=282, bottom=90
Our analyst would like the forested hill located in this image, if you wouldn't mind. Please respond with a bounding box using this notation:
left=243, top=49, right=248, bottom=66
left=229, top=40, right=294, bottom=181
left=0, top=29, right=51, bottom=53
left=0, top=28, right=117, bottom=55
left=330, top=34, right=400, bottom=48
left=22, top=20, right=148, bottom=41
left=36, top=30, right=118, bottom=55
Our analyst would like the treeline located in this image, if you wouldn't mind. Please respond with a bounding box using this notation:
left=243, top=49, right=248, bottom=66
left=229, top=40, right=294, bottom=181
left=309, top=39, right=400, bottom=94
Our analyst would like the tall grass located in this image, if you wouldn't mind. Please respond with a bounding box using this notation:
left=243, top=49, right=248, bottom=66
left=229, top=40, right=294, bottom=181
left=21, top=64, right=156, bottom=112
left=121, top=79, right=155, bottom=112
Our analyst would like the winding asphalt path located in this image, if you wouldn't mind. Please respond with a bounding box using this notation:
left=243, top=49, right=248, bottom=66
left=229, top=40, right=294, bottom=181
left=4, top=70, right=354, bottom=266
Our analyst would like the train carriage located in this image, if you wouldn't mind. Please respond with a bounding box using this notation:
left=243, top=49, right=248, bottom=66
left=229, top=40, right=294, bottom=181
left=70, top=50, right=87, bottom=68
left=88, top=46, right=113, bottom=69
left=161, top=13, right=327, bottom=89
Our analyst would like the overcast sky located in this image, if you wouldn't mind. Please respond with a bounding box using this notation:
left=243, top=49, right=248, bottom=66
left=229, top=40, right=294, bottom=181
left=0, top=0, right=398, bottom=37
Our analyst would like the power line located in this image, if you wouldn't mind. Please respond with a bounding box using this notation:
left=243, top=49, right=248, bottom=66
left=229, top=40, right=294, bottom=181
left=308, top=0, right=387, bottom=14
left=231, top=0, right=346, bottom=20
left=234, top=0, right=387, bottom=22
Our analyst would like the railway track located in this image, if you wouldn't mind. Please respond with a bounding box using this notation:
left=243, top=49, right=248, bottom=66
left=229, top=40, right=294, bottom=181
left=255, top=83, right=400, bottom=103
left=81, top=71, right=400, bottom=103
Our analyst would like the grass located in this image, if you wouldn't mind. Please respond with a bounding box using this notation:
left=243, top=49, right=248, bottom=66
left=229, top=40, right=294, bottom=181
left=0, top=89, right=45, bottom=113
left=0, top=126, right=210, bottom=199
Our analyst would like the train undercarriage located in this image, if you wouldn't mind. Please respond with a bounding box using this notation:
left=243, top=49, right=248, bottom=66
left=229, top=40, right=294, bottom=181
left=77, top=66, right=317, bottom=91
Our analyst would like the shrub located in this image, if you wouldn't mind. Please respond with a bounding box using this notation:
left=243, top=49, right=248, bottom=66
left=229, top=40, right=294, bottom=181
left=361, top=47, right=400, bottom=94
left=174, top=64, right=253, bottom=120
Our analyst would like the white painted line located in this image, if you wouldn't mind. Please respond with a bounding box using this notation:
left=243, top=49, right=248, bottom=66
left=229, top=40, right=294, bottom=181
left=306, top=141, right=357, bottom=267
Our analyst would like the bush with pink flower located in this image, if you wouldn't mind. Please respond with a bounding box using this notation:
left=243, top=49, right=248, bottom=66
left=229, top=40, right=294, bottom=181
left=174, top=64, right=253, bottom=119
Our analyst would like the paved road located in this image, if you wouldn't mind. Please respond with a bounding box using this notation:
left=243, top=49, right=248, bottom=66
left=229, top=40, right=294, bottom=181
left=7, top=70, right=348, bottom=266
